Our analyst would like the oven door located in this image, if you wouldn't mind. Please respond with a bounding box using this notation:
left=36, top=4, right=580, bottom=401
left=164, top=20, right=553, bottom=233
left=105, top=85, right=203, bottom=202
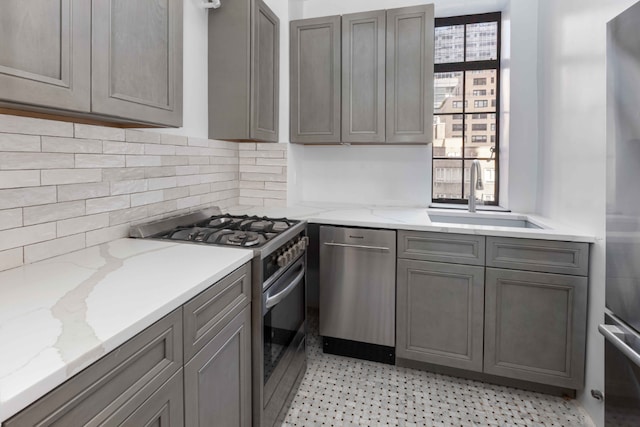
left=262, top=255, right=306, bottom=407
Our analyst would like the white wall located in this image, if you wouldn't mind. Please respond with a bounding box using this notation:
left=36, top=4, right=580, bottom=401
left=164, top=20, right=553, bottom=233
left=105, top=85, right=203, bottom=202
left=536, top=1, right=637, bottom=425
left=289, top=0, right=539, bottom=210
left=153, top=0, right=210, bottom=139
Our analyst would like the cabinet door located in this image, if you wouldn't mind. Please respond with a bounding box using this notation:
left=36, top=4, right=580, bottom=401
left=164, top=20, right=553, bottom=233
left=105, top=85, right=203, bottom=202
left=111, top=370, right=184, bottom=427
left=341, top=10, right=386, bottom=143
left=184, top=306, right=251, bottom=427
left=251, top=0, right=280, bottom=142
left=290, top=16, right=341, bottom=144
left=484, top=268, right=588, bottom=389
left=386, top=5, right=434, bottom=144
left=0, top=0, right=90, bottom=111
left=397, top=259, right=485, bottom=372
left=92, top=0, right=183, bottom=126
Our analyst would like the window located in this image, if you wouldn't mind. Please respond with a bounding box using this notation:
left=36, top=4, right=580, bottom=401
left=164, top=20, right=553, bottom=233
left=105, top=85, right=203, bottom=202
left=433, top=13, right=501, bottom=205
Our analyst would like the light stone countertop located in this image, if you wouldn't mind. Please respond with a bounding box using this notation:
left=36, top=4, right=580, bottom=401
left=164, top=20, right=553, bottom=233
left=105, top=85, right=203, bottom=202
left=227, top=202, right=596, bottom=243
left=0, top=238, right=253, bottom=423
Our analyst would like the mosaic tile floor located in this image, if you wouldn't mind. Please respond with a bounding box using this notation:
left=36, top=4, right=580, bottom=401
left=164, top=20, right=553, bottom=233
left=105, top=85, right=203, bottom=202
left=282, top=314, right=589, bottom=427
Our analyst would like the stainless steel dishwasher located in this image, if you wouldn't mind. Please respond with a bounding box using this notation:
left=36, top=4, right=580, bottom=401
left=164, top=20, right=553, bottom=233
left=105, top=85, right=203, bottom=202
left=319, top=225, right=396, bottom=364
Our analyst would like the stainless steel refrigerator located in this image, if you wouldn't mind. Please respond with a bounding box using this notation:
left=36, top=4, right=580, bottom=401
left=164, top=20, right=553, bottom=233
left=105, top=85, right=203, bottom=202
left=603, top=2, right=640, bottom=425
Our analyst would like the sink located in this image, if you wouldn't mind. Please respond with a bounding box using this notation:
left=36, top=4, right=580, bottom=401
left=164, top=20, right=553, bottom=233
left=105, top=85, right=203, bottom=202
left=428, top=213, right=544, bottom=229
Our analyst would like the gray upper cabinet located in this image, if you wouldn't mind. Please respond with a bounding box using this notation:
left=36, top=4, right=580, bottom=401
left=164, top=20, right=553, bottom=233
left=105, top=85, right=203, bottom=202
left=290, top=5, right=434, bottom=144
left=341, top=10, right=386, bottom=143
left=0, top=0, right=183, bottom=127
left=290, top=16, right=342, bottom=144
left=386, top=5, right=435, bottom=144
left=209, top=0, right=279, bottom=142
left=92, top=0, right=183, bottom=127
left=484, top=268, right=588, bottom=389
left=397, top=259, right=485, bottom=372
left=0, top=0, right=91, bottom=112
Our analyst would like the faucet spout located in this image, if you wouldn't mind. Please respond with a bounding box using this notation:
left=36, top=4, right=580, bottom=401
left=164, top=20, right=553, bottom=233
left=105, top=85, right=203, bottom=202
left=469, top=160, right=484, bottom=213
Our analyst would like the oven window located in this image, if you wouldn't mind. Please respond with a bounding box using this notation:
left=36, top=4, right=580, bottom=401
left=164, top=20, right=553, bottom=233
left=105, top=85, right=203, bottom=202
left=263, top=279, right=305, bottom=384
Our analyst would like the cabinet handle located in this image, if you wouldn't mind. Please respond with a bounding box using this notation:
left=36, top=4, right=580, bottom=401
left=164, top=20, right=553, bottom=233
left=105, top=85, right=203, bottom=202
left=599, top=324, right=640, bottom=368
left=323, top=242, right=390, bottom=251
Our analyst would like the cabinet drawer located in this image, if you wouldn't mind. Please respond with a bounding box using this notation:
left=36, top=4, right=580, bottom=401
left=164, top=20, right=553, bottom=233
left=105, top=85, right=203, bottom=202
left=486, top=237, right=589, bottom=276
left=397, top=230, right=485, bottom=266
left=183, top=262, right=252, bottom=362
left=5, top=309, right=183, bottom=427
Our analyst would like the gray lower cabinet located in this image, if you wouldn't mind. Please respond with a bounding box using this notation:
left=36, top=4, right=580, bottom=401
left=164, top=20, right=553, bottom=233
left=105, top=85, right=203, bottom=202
left=4, top=309, right=184, bottom=426
left=209, top=0, right=279, bottom=142
left=5, top=263, right=252, bottom=427
left=290, top=16, right=342, bottom=144
left=184, top=306, right=252, bottom=427
left=0, top=0, right=91, bottom=112
left=397, top=259, right=485, bottom=372
left=113, top=370, right=184, bottom=427
left=92, top=0, right=183, bottom=126
left=484, top=268, right=588, bottom=389
left=341, top=10, right=386, bottom=143
left=386, top=5, right=435, bottom=144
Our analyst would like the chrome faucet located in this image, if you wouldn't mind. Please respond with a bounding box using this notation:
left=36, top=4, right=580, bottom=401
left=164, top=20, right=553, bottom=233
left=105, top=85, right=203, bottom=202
left=468, top=159, right=484, bottom=213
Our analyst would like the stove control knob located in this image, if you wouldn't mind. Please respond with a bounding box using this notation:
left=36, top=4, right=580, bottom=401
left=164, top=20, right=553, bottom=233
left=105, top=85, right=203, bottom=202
left=288, top=247, right=297, bottom=259
left=297, top=241, right=306, bottom=252
left=277, top=255, right=286, bottom=267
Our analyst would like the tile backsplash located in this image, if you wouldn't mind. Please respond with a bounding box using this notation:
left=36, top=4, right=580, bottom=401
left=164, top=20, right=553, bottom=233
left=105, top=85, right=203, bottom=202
left=0, top=114, right=287, bottom=272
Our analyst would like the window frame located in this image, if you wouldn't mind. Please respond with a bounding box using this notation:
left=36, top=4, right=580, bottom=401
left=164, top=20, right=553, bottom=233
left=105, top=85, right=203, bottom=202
left=432, top=12, right=502, bottom=206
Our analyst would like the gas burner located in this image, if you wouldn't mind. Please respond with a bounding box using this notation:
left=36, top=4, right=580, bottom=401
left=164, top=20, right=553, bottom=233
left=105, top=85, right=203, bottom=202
left=207, top=217, right=235, bottom=227
left=166, top=227, right=214, bottom=242
left=227, top=231, right=261, bottom=247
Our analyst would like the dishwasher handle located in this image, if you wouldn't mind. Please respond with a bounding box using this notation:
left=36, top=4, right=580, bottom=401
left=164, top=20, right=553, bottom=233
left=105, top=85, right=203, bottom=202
left=323, top=242, right=390, bottom=251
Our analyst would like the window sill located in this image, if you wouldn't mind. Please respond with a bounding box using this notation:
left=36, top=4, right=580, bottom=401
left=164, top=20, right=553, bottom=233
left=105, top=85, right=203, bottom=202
left=429, top=203, right=510, bottom=213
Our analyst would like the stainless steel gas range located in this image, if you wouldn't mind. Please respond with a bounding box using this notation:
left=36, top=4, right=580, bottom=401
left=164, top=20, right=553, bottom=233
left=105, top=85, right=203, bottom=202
left=131, top=207, right=308, bottom=427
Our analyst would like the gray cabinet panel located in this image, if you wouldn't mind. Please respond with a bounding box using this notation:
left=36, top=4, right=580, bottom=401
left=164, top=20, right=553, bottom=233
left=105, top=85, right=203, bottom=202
left=184, top=306, right=252, bottom=427
left=183, top=262, right=251, bottom=362
left=397, top=259, right=485, bottom=372
left=5, top=309, right=183, bottom=427
left=92, top=0, right=183, bottom=126
left=109, top=369, right=184, bottom=427
left=486, top=237, right=590, bottom=276
left=397, top=230, right=485, bottom=266
left=386, top=5, right=434, bottom=144
left=209, top=0, right=279, bottom=142
left=484, top=268, right=587, bottom=389
left=341, top=11, right=386, bottom=143
left=0, top=0, right=90, bottom=112
left=251, top=0, right=280, bottom=142
left=290, top=16, right=342, bottom=144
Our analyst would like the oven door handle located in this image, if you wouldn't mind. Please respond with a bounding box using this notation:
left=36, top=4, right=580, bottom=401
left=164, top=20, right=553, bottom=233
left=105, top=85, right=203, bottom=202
left=599, top=324, right=640, bottom=368
left=265, top=267, right=305, bottom=311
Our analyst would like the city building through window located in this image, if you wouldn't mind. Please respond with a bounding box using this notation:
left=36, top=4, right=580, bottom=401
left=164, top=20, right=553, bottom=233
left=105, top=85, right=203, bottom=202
left=432, top=13, right=501, bottom=205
